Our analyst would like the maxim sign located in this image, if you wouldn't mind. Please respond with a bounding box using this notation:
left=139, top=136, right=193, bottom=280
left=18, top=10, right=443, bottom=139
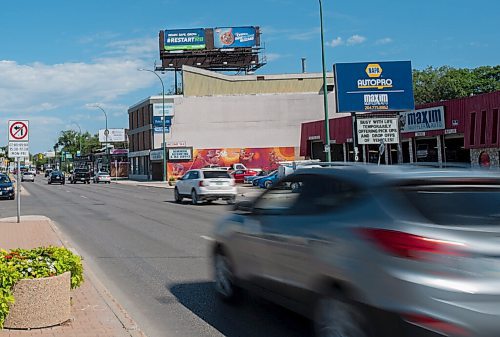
left=400, top=106, right=445, bottom=133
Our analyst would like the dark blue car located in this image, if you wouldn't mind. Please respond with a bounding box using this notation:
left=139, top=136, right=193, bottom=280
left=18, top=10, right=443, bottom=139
left=0, top=174, right=15, bottom=200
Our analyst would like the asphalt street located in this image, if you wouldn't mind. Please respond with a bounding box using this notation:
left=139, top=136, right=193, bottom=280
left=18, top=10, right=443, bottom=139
left=0, top=178, right=312, bottom=337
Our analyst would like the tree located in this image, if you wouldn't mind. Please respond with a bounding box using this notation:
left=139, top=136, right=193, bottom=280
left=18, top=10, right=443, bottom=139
left=413, top=65, right=500, bottom=105
left=54, top=130, right=100, bottom=155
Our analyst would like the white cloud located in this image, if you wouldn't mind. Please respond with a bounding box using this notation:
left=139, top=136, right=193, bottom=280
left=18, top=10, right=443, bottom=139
left=288, top=28, right=321, bottom=41
left=375, top=37, right=393, bottom=45
left=266, top=53, right=283, bottom=62
left=328, top=37, right=343, bottom=48
left=347, top=35, right=366, bottom=45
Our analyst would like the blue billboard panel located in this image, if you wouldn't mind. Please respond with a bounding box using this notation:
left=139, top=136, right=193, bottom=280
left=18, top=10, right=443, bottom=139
left=334, top=61, right=415, bottom=113
left=154, top=116, right=172, bottom=133
left=164, top=29, right=206, bottom=51
left=214, top=27, right=256, bottom=49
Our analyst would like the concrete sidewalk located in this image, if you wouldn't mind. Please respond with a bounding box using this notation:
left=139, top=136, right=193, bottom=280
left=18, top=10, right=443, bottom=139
left=0, top=216, right=146, bottom=337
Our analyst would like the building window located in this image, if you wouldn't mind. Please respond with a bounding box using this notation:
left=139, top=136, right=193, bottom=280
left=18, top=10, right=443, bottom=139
left=492, top=109, right=499, bottom=145
left=469, top=112, right=476, bottom=146
left=480, top=110, right=487, bottom=145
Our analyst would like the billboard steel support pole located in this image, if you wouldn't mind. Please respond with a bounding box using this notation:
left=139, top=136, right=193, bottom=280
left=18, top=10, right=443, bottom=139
left=95, top=106, right=109, bottom=173
left=319, top=0, right=331, bottom=162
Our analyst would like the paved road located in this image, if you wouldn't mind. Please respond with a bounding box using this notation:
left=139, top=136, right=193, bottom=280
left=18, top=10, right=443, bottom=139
left=0, top=178, right=312, bottom=337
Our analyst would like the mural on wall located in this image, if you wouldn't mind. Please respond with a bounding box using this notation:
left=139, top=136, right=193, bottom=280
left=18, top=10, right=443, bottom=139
left=168, top=147, right=295, bottom=179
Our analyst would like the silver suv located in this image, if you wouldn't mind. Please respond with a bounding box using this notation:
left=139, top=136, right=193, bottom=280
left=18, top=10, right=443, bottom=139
left=211, top=165, right=500, bottom=337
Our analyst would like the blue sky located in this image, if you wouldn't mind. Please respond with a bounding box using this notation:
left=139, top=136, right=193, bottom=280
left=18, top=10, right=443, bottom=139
left=0, top=0, right=498, bottom=153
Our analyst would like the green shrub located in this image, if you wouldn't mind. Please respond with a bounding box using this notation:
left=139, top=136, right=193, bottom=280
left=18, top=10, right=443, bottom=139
left=0, top=246, right=83, bottom=329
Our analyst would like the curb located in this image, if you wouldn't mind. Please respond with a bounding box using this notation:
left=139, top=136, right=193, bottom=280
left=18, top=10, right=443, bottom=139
left=46, top=218, right=148, bottom=337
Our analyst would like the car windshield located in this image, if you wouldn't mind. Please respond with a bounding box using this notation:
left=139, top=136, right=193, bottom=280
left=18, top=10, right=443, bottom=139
left=203, top=171, right=231, bottom=179
left=402, top=184, right=500, bottom=226
left=75, top=169, right=88, bottom=173
left=99, top=173, right=109, bottom=176
left=23, top=172, right=32, bottom=175
left=0, top=176, right=11, bottom=183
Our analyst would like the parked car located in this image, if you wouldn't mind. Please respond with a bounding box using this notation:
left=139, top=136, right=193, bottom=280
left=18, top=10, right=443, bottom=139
left=174, top=169, right=237, bottom=205
left=93, top=172, right=111, bottom=184
left=0, top=174, right=15, bottom=200
left=211, top=165, right=500, bottom=337
left=251, top=170, right=278, bottom=187
left=231, top=169, right=258, bottom=184
left=70, top=168, right=91, bottom=184
left=244, top=171, right=268, bottom=184
left=21, top=171, right=35, bottom=182
left=257, top=170, right=279, bottom=189
left=48, top=171, right=65, bottom=184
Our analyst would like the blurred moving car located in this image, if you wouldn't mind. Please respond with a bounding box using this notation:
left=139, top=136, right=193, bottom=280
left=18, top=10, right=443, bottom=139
left=28, top=168, right=37, bottom=176
left=44, top=169, right=53, bottom=177
left=21, top=172, right=35, bottom=182
left=93, top=172, right=111, bottom=184
left=211, top=165, right=500, bottom=337
left=48, top=171, right=65, bottom=185
left=231, top=169, right=258, bottom=184
left=257, top=170, right=279, bottom=189
left=0, top=174, right=15, bottom=200
left=174, top=169, right=237, bottom=205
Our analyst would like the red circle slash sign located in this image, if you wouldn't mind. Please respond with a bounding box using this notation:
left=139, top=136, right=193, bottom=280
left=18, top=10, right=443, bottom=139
left=10, top=121, right=28, bottom=140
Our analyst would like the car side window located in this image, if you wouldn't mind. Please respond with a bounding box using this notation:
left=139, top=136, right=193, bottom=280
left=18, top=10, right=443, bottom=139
left=181, top=172, right=192, bottom=180
left=290, top=175, right=358, bottom=215
left=253, top=177, right=306, bottom=215
left=192, top=171, right=200, bottom=179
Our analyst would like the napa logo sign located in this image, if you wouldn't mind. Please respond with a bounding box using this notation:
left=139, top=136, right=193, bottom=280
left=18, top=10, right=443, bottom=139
left=334, top=61, right=415, bottom=113
left=357, top=64, right=393, bottom=90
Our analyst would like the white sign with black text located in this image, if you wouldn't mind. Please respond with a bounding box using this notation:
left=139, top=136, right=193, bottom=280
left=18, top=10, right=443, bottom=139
left=8, top=142, right=29, bottom=158
left=400, top=106, right=445, bottom=133
left=98, top=128, right=127, bottom=142
left=357, top=117, right=399, bottom=145
left=153, top=103, right=175, bottom=117
left=168, top=148, right=192, bottom=161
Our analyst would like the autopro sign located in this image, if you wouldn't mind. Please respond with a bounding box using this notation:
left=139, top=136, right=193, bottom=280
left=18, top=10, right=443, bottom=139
left=334, top=61, right=415, bottom=113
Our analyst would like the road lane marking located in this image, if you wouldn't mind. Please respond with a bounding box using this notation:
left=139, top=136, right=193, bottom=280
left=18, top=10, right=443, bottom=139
left=80, top=195, right=88, bottom=199
left=200, top=235, right=215, bottom=241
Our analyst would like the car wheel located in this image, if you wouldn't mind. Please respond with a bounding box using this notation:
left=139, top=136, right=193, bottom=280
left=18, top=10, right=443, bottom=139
left=264, top=180, right=273, bottom=189
left=227, top=196, right=236, bottom=205
left=315, top=293, right=372, bottom=337
left=191, top=189, right=198, bottom=205
left=213, top=249, right=240, bottom=302
left=10, top=196, right=15, bottom=200
left=48, top=181, right=51, bottom=184
left=174, top=188, right=183, bottom=203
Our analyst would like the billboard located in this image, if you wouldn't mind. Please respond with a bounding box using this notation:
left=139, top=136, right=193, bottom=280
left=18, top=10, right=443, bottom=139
left=214, top=27, right=257, bottom=49
left=400, top=106, right=445, bottom=133
left=168, top=147, right=295, bottom=179
left=357, top=117, right=399, bottom=144
left=153, top=103, right=175, bottom=117
left=164, top=29, right=206, bottom=51
left=334, top=61, right=415, bottom=113
left=99, top=128, right=127, bottom=142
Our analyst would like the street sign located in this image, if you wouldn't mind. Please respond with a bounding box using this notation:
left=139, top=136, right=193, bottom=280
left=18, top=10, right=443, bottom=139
left=8, top=142, right=29, bottom=158
left=379, top=140, right=385, bottom=155
left=9, top=120, right=29, bottom=141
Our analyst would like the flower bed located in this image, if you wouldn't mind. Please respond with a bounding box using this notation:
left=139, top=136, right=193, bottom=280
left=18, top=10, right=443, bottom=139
left=0, top=246, right=83, bottom=329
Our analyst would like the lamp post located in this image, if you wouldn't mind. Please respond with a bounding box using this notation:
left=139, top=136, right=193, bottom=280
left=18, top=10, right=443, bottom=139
left=138, top=68, right=167, bottom=182
left=319, top=0, right=332, bottom=162
left=72, top=122, right=82, bottom=155
left=93, top=105, right=110, bottom=173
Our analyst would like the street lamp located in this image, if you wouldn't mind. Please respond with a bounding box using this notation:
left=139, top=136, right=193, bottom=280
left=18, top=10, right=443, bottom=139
left=138, top=68, right=167, bottom=182
left=72, top=122, right=82, bottom=155
left=319, top=0, right=332, bottom=162
left=92, top=105, right=110, bottom=173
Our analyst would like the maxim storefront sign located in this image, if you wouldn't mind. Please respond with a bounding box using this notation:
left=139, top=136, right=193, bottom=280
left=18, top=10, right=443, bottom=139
left=400, top=106, right=445, bottom=133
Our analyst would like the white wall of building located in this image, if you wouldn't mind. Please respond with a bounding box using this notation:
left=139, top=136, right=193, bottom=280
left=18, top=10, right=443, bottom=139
left=153, top=92, right=344, bottom=150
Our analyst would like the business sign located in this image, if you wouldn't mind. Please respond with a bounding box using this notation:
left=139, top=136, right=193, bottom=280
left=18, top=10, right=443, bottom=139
left=334, top=61, right=415, bottom=113
left=164, top=29, right=206, bottom=51
left=150, top=149, right=164, bottom=161
left=400, top=106, right=445, bottom=133
left=168, top=147, right=193, bottom=161
left=214, top=27, right=257, bottom=49
left=154, top=125, right=171, bottom=133
left=153, top=103, right=175, bottom=117
left=9, top=120, right=29, bottom=141
left=99, top=128, right=127, bottom=142
left=154, top=116, right=172, bottom=127
left=8, top=142, right=29, bottom=158
left=357, top=117, right=399, bottom=145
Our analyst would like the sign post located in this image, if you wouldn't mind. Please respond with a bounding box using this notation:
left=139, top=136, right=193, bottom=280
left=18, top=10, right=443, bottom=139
left=8, top=120, right=29, bottom=223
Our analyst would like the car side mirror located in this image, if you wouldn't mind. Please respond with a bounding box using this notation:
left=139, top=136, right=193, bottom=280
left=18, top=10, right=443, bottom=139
left=233, top=200, right=253, bottom=212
